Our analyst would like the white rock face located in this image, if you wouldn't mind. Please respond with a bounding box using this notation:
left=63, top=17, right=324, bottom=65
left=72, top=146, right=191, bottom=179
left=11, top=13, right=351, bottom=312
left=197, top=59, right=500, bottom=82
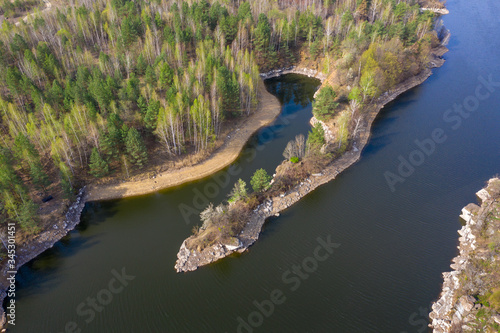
left=310, top=116, right=335, bottom=143
left=430, top=180, right=500, bottom=332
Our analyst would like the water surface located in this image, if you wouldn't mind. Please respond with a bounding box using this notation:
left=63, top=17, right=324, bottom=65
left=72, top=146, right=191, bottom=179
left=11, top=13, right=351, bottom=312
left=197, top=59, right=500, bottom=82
left=10, top=1, right=500, bottom=331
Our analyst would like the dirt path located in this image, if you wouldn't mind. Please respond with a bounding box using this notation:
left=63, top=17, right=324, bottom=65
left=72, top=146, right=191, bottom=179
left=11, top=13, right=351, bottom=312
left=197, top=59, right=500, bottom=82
left=86, top=81, right=281, bottom=201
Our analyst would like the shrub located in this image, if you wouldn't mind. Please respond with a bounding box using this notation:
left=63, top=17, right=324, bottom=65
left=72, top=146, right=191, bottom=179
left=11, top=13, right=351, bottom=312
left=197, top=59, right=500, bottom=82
left=290, top=156, right=299, bottom=163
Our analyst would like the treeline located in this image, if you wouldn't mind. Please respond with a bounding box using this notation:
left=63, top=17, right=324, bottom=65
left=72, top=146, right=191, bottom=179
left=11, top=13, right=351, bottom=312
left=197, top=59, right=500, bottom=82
left=0, top=0, right=439, bottom=231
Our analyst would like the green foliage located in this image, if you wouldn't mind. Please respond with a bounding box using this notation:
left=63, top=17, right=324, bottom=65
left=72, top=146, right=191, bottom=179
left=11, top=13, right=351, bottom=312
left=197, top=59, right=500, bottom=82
left=144, top=99, right=160, bottom=131
left=254, top=14, right=271, bottom=57
left=348, top=86, right=362, bottom=104
left=14, top=134, right=51, bottom=191
left=290, top=156, right=299, bottom=163
left=307, top=123, right=325, bottom=150
left=89, top=148, right=109, bottom=178
left=250, top=168, right=272, bottom=192
left=313, top=85, right=338, bottom=120
left=0, top=0, right=436, bottom=232
left=336, top=111, right=351, bottom=153
left=217, top=65, right=240, bottom=116
left=125, top=128, right=148, bottom=168
left=228, top=179, right=248, bottom=203
left=102, top=113, right=124, bottom=160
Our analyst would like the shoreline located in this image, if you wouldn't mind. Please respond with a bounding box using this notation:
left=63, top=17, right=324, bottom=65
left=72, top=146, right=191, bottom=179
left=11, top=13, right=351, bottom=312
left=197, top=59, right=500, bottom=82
left=0, top=78, right=282, bottom=329
left=175, top=46, right=449, bottom=272
left=429, top=178, right=500, bottom=332
left=85, top=80, right=282, bottom=202
left=0, top=43, right=448, bottom=330
left=0, top=187, right=87, bottom=328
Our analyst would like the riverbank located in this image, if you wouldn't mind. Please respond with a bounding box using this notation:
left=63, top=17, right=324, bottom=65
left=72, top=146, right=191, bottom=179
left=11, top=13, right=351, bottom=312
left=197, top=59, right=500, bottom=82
left=429, top=178, right=500, bottom=332
left=0, top=187, right=87, bottom=329
left=175, top=45, right=448, bottom=272
left=0, top=79, right=281, bottom=330
left=85, top=81, right=281, bottom=202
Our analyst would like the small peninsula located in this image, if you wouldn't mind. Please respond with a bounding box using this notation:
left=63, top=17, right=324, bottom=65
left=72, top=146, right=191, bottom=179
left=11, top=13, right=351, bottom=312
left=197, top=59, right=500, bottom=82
left=0, top=0, right=451, bottom=329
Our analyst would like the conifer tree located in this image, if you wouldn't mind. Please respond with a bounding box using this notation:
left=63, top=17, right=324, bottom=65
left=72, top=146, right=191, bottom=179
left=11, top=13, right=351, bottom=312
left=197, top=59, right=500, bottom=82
left=89, top=147, right=109, bottom=178
left=125, top=128, right=148, bottom=168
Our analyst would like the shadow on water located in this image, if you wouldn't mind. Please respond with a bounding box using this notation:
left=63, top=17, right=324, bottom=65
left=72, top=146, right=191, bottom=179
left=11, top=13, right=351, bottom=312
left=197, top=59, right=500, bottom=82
left=77, top=200, right=121, bottom=231
left=11, top=201, right=122, bottom=303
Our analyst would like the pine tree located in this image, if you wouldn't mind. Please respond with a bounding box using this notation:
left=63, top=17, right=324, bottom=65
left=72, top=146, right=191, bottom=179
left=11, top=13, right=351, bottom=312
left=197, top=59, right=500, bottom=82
left=144, top=99, right=160, bottom=131
left=89, top=147, right=109, bottom=178
left=254, top=14, right=271, bottom=57
left=136, top=54, right=147, bottom=75
left=307, top=123, right=326, bottom=151
left=250, top=169, right=272, bottom=192
left=313, top=85, right=339, bottom=120
left=125, top=128, right=148, bottom=168
left=145, top=65, right=157, bottom=87
left=13, top=134, right=50, bottom=191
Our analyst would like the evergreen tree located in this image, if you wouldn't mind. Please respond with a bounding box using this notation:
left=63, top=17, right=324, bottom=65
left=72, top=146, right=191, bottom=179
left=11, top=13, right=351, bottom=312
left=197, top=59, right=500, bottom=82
left=102, top=114, right=124, bottom=160
left=13, top=134, right=50, bottom=191
left=307, top=123, right=326, bottom=150
left=254, top=14, right=271, bottom=57
left=136, top=54, right=147, bottom=75
left=89, top=147, right=109, bottom=178
left=125, top=128, right=148, bottom=168
left=145, top=65, right=157, bottom=87
left=250, top=168, right=272, bottom=192
left=144, top=99, right=160, bottom=131
left=313, top=85, right=339, bottom=120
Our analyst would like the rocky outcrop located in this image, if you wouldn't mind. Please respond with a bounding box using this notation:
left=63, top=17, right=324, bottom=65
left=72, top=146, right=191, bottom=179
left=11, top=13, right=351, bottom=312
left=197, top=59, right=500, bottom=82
left=421, top=7, right=450, bottom=15
left=310, top=116, right=335, bottom=143
left=429, top=178, right=500, bottom=332
left=259, top=66, right=327, bottom=82
left=0, top=187, right=87, bottom=330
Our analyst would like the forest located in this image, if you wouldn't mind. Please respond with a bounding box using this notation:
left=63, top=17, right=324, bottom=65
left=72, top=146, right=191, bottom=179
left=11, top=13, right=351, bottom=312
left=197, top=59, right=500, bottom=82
left=0, top=0, right=440, bottom=232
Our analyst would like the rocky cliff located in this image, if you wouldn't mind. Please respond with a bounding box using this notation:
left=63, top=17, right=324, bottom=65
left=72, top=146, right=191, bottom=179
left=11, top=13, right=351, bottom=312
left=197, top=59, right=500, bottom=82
left=430, top=178, right=500, bottom=332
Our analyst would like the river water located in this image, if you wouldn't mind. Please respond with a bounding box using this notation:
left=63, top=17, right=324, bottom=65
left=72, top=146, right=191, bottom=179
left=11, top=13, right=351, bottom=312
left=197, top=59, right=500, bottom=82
left=9, top=0, right=500, bottom=332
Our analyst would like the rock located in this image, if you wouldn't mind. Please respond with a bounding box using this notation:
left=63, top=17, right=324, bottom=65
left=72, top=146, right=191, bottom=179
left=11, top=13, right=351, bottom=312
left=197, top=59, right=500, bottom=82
left=458, top=295, right=475, bottom=313
left=476, top=188, right=491, bottom=204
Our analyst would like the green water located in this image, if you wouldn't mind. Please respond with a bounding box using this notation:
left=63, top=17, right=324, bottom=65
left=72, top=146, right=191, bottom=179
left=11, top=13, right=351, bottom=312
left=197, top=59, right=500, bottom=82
left=9, top=0, right=500, bottom=331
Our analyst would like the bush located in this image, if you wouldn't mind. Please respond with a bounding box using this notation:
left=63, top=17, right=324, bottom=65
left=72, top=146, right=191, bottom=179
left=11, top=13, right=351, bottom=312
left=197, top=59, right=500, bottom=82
left=290, top=156, right=299, bottom=163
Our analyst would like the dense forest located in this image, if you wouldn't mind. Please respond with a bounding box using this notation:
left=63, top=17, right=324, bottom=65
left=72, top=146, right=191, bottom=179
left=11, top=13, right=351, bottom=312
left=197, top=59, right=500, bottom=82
left=0, top=0, right=440, bottom=232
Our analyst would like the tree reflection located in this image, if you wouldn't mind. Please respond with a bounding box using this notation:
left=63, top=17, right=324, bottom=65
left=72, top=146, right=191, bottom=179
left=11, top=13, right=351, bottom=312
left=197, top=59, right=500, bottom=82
left=264, top=74, right=320, bottom=107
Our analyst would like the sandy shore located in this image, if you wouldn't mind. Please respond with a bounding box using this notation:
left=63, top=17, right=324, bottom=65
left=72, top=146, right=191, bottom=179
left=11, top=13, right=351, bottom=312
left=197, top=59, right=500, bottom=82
left=86, top=81, right=281, bottom=202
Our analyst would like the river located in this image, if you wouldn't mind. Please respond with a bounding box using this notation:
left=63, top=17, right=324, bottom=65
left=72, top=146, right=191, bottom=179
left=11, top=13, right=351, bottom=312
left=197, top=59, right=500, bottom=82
left=9, top=0, right=500, bottom=331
